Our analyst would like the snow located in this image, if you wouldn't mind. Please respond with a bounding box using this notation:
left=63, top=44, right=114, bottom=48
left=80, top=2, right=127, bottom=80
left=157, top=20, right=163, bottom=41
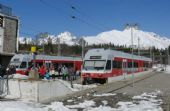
left=12, top=74, right=29, bottom=79
left=84, top=29, right=170, bottom=49
left=19, top=29, right=170, bottom=49
left=153, top=64, right=170, bottom=73
left=0, top=91, right=163, bottom=111
left=0, top=101, right=43, bottom=111
left=19, top=37, right=33, bottom=44
left=93, top=93, right=116, bottom=97
left=165, top=65, right=170, bottom=74
left=58, top=79, right=97, bottom=91
left=102, top=100, right=108, bottom=105
left=44, top=102, right=70, bottom=111
left=66, top=100, right=95, bottom=109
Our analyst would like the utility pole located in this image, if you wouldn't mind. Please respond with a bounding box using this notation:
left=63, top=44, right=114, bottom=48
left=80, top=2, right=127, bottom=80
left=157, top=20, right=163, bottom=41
left=167, top=47, right=169, bottom=65
left=125, top=23, right=138, bottom=87
left=138, top=37, right=140, bottom=56
left=57, top=38, right=61, bottom=56
left=150, top=47, right=152, bottom=60
left=40, top=32, right=48, bottom=55
left=81, top=38, right=85, bottom=59
left=160, top=52, right=162, bottom=67
left=40, top=32, right=48, bottom=66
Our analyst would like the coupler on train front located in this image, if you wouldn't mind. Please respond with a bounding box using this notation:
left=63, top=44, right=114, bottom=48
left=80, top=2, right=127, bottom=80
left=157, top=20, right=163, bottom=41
left=82, top=77, right=107, bottom=85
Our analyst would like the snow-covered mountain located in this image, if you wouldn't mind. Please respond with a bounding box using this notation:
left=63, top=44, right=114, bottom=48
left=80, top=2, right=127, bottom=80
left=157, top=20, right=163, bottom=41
left=84, top=29, right=170, bottom=49
left=19, top=29, right=170, bottom=49
left=19, top=37, right=33, bottom=44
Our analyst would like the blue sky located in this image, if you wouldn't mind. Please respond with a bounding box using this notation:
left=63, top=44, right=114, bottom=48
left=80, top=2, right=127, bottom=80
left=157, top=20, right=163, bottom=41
left=0, top=0, right=170, bottom=38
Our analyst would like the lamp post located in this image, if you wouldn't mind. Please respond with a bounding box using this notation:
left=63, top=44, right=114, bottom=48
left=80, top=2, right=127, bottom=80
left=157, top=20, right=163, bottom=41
left=40, top=32, right=48, bottom=66
left=167, top=47, right=170, bottom=65
left=125, top=23, right=138, bottom=87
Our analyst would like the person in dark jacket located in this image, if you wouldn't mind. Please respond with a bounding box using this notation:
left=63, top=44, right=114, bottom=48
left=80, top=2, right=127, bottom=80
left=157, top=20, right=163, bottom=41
left=0, top=64, right=6, bottom=77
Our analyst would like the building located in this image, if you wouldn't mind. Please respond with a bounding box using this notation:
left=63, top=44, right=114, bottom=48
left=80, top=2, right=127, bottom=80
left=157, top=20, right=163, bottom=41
left=0, top=3, right=19, bottom=67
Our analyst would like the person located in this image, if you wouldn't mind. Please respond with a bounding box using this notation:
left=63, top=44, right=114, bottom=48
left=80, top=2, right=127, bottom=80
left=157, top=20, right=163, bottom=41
left=11, top=65, right=16, bottom=74
left=0, top=64, right=6, bottom=77
left=62, top=65, right=68, bottom=80
left=50, top=66, right=55, bottom=80
left=58, top=65, right=62, bottom=79
left=45, top=68, right=50, bottom=80
left=68, top=66, right=74, bottom=81
left=25, top=65, right=33, bottom=76
left=38, top=66, right=46, bottom=79
left=76, top=70, right=81, bottom=79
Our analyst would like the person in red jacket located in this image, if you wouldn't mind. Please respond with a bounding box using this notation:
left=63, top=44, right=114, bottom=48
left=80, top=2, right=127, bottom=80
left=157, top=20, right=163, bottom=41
left=39, top=66, right=46, bottom=79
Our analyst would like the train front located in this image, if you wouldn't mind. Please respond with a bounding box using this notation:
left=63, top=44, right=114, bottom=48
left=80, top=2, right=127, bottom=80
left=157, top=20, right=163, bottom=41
left=81, top=49, right=112, bottom=84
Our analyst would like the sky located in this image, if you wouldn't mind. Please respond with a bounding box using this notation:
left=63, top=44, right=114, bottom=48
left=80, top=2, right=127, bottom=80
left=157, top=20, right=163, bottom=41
left=0, top=0, right=170, bottom=38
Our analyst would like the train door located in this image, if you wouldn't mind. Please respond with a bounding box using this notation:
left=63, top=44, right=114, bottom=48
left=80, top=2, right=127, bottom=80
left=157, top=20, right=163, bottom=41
left=122, top=59, right=127, bottom=79
left=45, top=61, right=52, bottom=69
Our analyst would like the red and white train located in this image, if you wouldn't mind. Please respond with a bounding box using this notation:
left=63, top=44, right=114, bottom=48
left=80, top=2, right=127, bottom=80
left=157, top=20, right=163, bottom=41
left=81, top=48, right=152, bottom=84
left=9, top=54, right=82, bottom=75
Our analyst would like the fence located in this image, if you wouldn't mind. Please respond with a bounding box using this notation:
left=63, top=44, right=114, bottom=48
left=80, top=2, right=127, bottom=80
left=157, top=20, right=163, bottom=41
left=0, top=77, right=8, bottom=97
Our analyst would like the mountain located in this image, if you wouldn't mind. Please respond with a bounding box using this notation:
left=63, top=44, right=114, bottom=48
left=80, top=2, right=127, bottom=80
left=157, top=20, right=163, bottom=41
left=19, top=37, right=33, bottom=44
left=19, top=29, right=170, bottom=49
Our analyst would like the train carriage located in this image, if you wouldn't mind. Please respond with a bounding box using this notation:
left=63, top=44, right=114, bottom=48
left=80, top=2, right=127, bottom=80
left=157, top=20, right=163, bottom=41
left=81, top=48, right=152, bottom=84
left=9, top=54, right=82, bottom=75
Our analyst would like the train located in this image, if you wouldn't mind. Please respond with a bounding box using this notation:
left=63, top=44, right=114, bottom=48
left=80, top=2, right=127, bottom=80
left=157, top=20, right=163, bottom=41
left=81, top=48, right=152, bottom=84
left=9, top=54, right=82, bottom=75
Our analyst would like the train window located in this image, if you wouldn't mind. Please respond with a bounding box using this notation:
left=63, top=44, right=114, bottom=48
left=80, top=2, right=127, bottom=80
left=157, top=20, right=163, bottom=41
left=112, top=61, right=117, bottom=68
left=106, top=60, right=111, bottom=70
left=112, top=61, right=122, bottom=69
left=117, top=61, right=122, bottom=68
left=128, top=62, right=132, bottom=68
left=134, top=62, right=138, bottom=68
left=20, top=62, right=27, bottom=68
left=84, top=60, right=105, bottom=70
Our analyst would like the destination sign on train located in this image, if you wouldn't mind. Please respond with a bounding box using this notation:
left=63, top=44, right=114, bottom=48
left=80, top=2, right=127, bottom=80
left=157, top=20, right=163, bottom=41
left=90, top=56, right=101, bottom=59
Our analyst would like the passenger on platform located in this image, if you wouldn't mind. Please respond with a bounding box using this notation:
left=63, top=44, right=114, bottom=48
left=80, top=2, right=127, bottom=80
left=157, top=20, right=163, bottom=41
left=45, top=68, right=50, bottom=80
left=25, top=65, right=33, bottom=76
left=76, top=70, right=81, bottom=79
left=50, top=66, right=55, bottom=80
left=58, top=65, right=62, bottom=79
left=39, top=66, right=46, bottom=79
left=0, top=64, right=6, bottom=78
left=62, top=65, right=68, bottom=80
left=68, top=66, right=72, bottom=81
left=73, top=68, right=77, bottom=80
left=12, top=65, right=16, bottom=74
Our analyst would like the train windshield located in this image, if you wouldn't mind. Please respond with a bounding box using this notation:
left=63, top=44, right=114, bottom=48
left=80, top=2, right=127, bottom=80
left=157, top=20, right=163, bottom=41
left=83, top=60, right=106, bottom=70
left=9, top=62, right=20, bottom=68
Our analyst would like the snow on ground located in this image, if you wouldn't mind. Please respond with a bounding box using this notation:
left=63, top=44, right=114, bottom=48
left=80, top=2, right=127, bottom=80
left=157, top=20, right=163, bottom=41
left=164, top=65, right=170, bottom=74
left=153, top=64, right=170, bottom=73
left=0, top=91, right=163, bottom=111
left=12, top=74, right=29, bottom=79
left=0, top=101, right=43, bottom=111
left=66, top=100, right=96, bottom=109
left=58, top=79, right=97, bottom=91
left=93, top=93, right=116, bottom=97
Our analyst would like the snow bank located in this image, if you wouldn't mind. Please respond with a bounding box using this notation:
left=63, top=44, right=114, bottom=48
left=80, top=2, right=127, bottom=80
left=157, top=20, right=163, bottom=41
left=0, top=91, right=163, bottom=111
left=44, top=102, right=70, bottom=111
left=58, top=79, right=97, bottom=91
left=12, top=74, right=29, bottom=79
left=66, top=100, right=95, bottom=109
left=93, top=93, right=116, bottom=97
left=0, top=101, right=43, bottom=111
left=165, top=65, right=170, bottom=74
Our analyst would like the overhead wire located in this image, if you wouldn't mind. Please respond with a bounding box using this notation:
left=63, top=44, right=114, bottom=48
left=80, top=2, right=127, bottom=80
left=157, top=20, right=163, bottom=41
left=62, top=0, right=111, bottom=31
left=39, top=0, right=105, bottom=32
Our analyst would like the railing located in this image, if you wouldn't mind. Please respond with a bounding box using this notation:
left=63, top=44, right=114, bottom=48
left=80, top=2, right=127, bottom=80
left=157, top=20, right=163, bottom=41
left=0, top=77, right=8, bottom=97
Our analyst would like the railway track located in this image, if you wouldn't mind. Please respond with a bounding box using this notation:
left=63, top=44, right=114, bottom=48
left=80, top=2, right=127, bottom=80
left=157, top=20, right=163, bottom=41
left=61, top=71, right=159, bottom=102
left=86, top=71, right=159, bottom=101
